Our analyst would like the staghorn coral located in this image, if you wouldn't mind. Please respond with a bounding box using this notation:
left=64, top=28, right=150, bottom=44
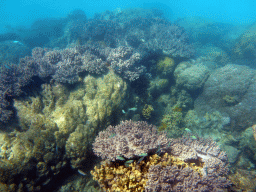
left=92, top=120, right=170, bottom=161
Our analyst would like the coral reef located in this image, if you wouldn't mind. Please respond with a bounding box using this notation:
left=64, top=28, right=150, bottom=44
left=232, top=21, right=256, bottom=60
left=194, top=64, right=256, bottom=130
left=252, top=124, right=256, bottom=141
left=148, top=77, right=169, bottom=97
left=21, top=45, right=145, bottom=83
left=145, top=23, right=195, bottom=58
left=198, top=45, right=231, bottom=65
left=0, top=70, right=128, bottom=191
left=228, top=169, right=256, bottom=191
left=91, top=120, right=231, bottom=191
left=184, top=110, right=229, bottom=134
left=0, top=44, right=143, bottom=123
left=0, top=40, right=30, bottom=64
left=92, top=120, right=170, bottom=161
left=159, top=109, right=183, bottom=138
left=222, top=95, right=239, bottom=105
left=174, top=58, right=210, bottom=91
left=239, top=127, right=256, bottom=163
left=0, top=60, right=38, bottom=122
left=106, top=46, right=145, bottom=81
left=156, top=56, right=175, bottom=76
left=142, top=104, right=154, bottom=119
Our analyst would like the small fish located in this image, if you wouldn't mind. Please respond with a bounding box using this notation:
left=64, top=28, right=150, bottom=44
left=12, top=40, right=23, bottom=45
left=78, top=169, right=87, bottom=176
left=125, top=160, right=134, bottom=165
left=124, top=160, right=134, bottom=167
left=191, top=135, right=197, bottom=140
left=185, top=128, right=192, bottom=133
left=128, top=107, right=137, bottom=111
left=138, top=153, right=148, bottom=157
left=122, top=109, right=126, bottom=114
left=137, top=156, right=145, bottom=164
left=116, top=156, right=125, bottom=161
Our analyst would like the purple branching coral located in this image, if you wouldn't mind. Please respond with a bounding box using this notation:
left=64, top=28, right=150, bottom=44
left=107, top=46, right=145, bottom=81
left=92, top=120, right=170, bottom=161
left=92, top=120, right=231, bottom=191
left=21, top=45, right=145, bottom=83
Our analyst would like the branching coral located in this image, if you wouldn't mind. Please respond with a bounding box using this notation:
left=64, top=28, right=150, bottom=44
left=92, top=120, right=170, bottom=161
left=91, top=120, right=231, bottom=192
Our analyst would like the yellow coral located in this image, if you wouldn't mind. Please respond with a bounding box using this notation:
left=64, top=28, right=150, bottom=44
left=142, top=104, right=154, bottom=119
left=156, top=56, right=175, bottom=75
left=91, top=153, right=205, bottom=191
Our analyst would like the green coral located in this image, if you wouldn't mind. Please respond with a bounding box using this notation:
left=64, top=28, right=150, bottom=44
left=159, top=109, right=183, bottom=138
left=142, top=104, right=154, bottom=119
left=0, top=70, right=128, bottom=190
left=156, top=56, right=175, bottom=76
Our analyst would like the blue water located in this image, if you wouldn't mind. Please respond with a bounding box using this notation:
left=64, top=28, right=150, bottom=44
left=1, top=0, right=255, bottom=33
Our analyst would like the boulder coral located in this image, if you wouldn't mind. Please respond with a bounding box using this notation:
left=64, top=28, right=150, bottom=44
left=194, top=64, right=256, bottom=130
left=174, top=58, right=210, bottom=91
left=232, top=21, right=256, bottom=60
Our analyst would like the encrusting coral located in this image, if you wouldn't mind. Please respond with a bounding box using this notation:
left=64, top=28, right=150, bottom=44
left=91, top=120, right=231, bottom=192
